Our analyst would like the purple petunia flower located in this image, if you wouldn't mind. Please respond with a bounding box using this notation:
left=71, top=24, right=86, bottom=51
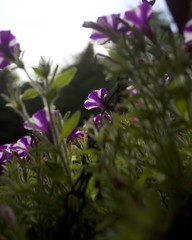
left=67, top=128, right=87, bottom=142
left=183, top=19, right=192, bottom=46
left=94, top=111, right=112, bottom=128
left=121, top=2, right=153, bottom=36
left=0, top=144, right=12, bottom=173
left=0, top=144, right=12, bottom=163
left=0, top=136, right=34, bottom=173
left=23, top=108, right=58, bottom=142
left=89, top=13, right=121, bottom=44
left=11, top=136, right=34, bottom=158
left=84, top=88, right=108, bottom=110
left=0, top=30, right=21, bottom=70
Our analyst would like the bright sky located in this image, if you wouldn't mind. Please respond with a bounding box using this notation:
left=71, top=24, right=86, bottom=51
left=1, top=0, right=170, bottom=72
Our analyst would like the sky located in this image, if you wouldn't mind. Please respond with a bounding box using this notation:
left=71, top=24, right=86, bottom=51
left=0, top=0, right=170, bottom=76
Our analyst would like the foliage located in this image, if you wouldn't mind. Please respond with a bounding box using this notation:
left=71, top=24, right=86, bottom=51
left=0, top=43, right=113, bottom=144
left=55, top=43, right=115, bottom=123
left=0, top=1, right=192, bottom=240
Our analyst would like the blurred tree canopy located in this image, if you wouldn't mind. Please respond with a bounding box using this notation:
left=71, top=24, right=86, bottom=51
left=0, top=70, right=28, bottom=144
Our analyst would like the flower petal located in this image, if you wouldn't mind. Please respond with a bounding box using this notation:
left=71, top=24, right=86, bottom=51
left=89, top=13, right=120, bottom=43
left=122, top=2, right=153, bottom=35
left=94, top=111, right=112, bottom=128
left=0, top=30, right=21, bottom=70
left=84, top=88, right=107, bottom=110
left=23, top=108, right=59, bottom=142
left=184, top=19, right=192, bottom=46
left=67, top=128, right=87, bottom=142
left=0, top=144, right=12, bottom=163
left=11, top=136, right=34, bottom=158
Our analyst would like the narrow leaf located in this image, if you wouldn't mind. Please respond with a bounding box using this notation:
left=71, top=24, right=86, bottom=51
left=32, top=67, right=44, bottom=77
left=61, top=111, right=81, bottom=138
left=21, top=88, right=39, bottom=100
left=52, top=67, right=77, bottom=90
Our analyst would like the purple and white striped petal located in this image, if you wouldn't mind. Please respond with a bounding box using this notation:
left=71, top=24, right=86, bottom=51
left=67, top=128, right=87, bottom=142
left=84, top=88, right=108, bottom=110
left=184, top=19, right=192, bottom=46
left=94, top=111, right=112, bottom=128
left=0, top=30, right=21, bottom=69
left=24, top=109, right=49, bottom=130
left=11, top=136, right=34, bottom=158
left=23, top=108, right=58, bottom=142
left=122, top=2, right=153, bottom=34
left=0, top=144, right=12, bottom=163
left=90, top=13, right=120, bottom=43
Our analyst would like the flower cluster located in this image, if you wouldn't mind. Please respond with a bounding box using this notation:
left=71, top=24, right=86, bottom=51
left=84, top=1, right=192, bottom=50
left=83, top=2, right=153, bottom=44
left=1, top=1, right=190, bottom=167
left=1, top=1, right=192, bottom=239
left=83, top=88, right=112, bottom=128
left=0, top=108, right=57, bottom=170
left=0, top=136, right=34, bottom=171
left=83, top=1, right=184, bottom=131
left=0, top=106, right=88, bottom=170
left=0, top=1, right=189, bottom=165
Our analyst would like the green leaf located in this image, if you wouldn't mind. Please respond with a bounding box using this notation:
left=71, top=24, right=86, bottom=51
left=52, top=67, right=77, bottom=90
left=1, top=93, right=11, bottom=103
left=32, top=67, right=45, bottom=78
left=61, top=111, right=81, bottom=138
left=21, top=88, right=39, bottom=100
left=32, top=58, right=51, bottom=79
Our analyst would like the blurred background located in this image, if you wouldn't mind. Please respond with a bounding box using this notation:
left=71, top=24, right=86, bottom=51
left=0, top=0, right=172, bottom=144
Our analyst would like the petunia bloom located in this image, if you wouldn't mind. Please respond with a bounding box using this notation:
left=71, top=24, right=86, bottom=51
left=23, top=108, right=58, bottom=142
left=94, top=111, right=112, bottom=128
left=83, top=88, right=108, bottom=110
left=88, top=14, right=121, bottom=44
left=11, top=136, right=34, bottom=158
left=0, top=136, right=34, bottom=173
left=0, top=144, right=12, bottom=163
left=0, top=30, right=21, bottom=70
left=67, top=128, right=87, bottom=142
left=183, top=19, right=192, bottom=46
left=121, top=2, right=153, bottom=37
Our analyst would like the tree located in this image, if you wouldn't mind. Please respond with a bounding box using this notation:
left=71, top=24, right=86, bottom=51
left=0, top=70, right=28, bottom=144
